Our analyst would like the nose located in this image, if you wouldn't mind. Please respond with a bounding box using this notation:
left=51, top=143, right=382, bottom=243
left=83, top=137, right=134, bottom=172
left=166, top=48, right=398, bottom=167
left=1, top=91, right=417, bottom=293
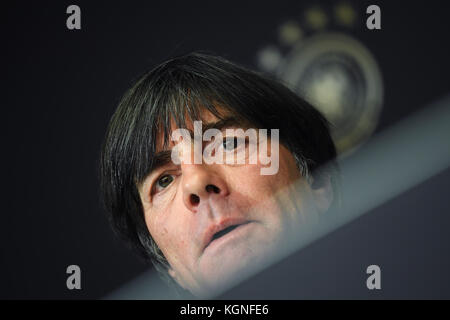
left=182, top=163, right=229, bottom=213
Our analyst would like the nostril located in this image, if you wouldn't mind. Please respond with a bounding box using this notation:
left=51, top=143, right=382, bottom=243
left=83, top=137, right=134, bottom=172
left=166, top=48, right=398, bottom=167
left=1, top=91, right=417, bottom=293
left=190, top=194, right=200, bottom=205
left=205, top=184, right=220, bottom=194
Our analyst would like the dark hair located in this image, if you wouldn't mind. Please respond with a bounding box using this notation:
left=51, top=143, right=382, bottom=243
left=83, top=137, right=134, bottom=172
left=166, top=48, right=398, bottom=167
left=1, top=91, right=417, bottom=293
left=100, top=52, right=337, bottom=283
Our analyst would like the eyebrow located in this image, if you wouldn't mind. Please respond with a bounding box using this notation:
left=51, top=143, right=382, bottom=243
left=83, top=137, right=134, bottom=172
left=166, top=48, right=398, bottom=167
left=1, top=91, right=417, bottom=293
left=202, top=117, right=243, bottom=132
left=145, top=116, right=246, bottom=177
left=147, top=150, right=174, bottom=175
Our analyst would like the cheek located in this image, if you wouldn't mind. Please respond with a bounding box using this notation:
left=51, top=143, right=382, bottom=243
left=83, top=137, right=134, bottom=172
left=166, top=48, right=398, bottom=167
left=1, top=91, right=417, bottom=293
left=224, top=165, right=269, bottom=207
left=226, top=149, right=300, bottom=200
left=145, top=204, right=191, bottom=261
left=144, top=186, right=183, bottom=245
left=223, top=148, right=305, bottom=229
left=145, top=211, right=170, bottom=250
left=221, top=167, right=288, bottom=230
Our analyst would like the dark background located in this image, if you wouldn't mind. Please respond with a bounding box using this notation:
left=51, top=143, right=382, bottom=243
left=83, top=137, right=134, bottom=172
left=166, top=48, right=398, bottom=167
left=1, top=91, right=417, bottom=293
left=1, top=0, right=449, bottom=299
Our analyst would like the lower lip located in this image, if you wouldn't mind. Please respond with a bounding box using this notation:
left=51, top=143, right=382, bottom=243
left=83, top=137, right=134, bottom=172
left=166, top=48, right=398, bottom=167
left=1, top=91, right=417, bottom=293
left=204, top=221, right=256, bottom=255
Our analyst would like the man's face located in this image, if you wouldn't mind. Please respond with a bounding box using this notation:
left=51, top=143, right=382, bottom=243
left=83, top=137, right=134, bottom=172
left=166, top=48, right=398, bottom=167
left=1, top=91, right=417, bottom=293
left=138, top=110, right=321, bottom=296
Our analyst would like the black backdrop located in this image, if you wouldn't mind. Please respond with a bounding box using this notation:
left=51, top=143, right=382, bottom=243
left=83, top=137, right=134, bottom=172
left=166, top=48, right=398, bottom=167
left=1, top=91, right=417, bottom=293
left=1, top=0, right=450, bottom=299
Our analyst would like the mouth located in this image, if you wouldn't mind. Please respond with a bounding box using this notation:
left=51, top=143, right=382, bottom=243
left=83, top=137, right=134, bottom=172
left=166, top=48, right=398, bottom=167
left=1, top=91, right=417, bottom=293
left=211, top=224, right=240, bottom=242
left=204, top=221, right=252, bottom=251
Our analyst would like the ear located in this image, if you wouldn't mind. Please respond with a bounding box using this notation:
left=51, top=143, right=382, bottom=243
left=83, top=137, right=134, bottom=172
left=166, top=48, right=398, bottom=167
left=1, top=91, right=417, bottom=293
left=309, top=173, right=334, bottom=214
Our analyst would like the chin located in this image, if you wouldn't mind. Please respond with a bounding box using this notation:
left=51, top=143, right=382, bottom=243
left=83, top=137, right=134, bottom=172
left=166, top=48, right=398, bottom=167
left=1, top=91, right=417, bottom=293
left=195, top=240, right=278, bottom=297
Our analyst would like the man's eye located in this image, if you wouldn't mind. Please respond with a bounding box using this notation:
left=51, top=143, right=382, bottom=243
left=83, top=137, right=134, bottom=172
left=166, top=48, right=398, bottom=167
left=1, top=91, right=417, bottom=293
left=223, top=137, right=239, bottom=150
left=157, top=175, right=174, bottom=189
